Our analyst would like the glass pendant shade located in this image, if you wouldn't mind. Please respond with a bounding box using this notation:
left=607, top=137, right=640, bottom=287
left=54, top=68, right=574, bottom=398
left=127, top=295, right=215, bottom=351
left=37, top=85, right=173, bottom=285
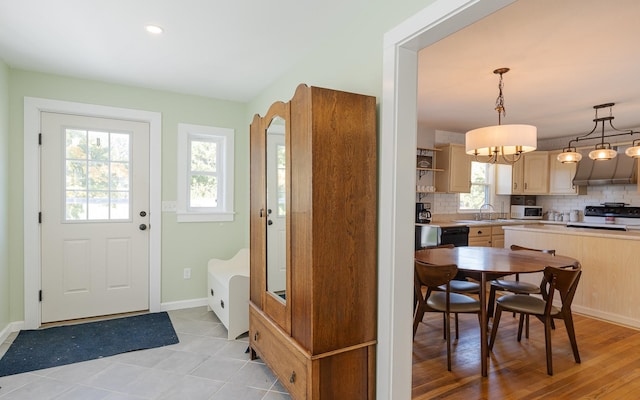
left=465, top=124, right=537, bottom=156
left=556, top=150, right=582, bottom=163
left=625, top=141, right=640, bottom=158
left=588, top=147, right=617, bottom=160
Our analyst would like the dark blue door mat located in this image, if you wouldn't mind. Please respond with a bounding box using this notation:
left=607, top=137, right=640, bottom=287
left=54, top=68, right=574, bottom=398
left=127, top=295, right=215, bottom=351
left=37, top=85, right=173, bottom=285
left=0, top=312, right=179, bottom=377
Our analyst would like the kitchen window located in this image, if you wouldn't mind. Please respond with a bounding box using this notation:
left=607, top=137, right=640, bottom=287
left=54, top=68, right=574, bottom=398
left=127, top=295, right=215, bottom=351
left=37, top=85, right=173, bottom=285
left=177, top=123, right=235, bottom=222
left=459, top=161, right=490, bottom=211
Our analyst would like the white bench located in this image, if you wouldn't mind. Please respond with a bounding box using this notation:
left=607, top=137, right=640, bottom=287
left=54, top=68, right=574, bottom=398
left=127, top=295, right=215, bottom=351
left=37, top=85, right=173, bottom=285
left=207, top=248, right=250, bottom=340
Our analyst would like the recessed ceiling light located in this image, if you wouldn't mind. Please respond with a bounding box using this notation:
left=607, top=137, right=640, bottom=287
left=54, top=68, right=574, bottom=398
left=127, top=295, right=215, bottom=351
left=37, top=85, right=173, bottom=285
left=145, top=25, right=163, bottom=34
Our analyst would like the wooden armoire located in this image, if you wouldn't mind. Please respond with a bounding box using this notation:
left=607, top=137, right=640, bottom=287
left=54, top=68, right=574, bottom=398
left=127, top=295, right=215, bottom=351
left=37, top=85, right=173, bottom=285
left=249, top=84, right=377, bottom=399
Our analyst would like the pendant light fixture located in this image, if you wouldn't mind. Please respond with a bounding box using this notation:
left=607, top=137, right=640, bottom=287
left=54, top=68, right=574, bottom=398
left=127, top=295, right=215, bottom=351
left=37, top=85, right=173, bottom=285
left=556, top=103, right=640, bottom=163
left=465, top=68, right=537, bottom=164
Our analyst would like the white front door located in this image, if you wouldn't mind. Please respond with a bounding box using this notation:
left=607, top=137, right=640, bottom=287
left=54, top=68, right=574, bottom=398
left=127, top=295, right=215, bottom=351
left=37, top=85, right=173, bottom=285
left=40, top=112, right=150, bottom=323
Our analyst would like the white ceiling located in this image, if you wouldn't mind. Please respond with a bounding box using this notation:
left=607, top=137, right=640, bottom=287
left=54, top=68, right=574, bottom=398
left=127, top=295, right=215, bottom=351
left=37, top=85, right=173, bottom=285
left=419, top=0, right=640, bottom=140
left=1, top=0, right=639, bottom=142
left=0, top=0, right=365, bottom=102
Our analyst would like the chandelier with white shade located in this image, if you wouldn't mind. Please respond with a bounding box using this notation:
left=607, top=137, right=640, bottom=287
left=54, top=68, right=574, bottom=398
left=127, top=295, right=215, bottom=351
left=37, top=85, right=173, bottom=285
left=465, top=68, right=537, bottom=164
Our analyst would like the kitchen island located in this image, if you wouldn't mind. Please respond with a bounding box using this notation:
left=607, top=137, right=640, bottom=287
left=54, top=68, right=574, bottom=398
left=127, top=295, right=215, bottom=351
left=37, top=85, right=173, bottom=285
left=503, top=224, right=640, bottom=329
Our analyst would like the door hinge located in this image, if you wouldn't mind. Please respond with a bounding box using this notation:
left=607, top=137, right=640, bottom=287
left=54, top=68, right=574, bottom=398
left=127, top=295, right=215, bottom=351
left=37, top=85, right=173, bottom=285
left=38, top=133, right=42, bottom=145
left=39, top=290, right=42, bottom=302
left=38, top=212, right=42, bottom=223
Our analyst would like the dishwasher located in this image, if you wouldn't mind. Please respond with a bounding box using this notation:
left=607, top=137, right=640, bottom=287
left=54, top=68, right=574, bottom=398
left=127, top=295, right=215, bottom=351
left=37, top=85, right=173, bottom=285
left=415, top=225, right=469, bottom=250
left=440, top=226, right=469, bottom=247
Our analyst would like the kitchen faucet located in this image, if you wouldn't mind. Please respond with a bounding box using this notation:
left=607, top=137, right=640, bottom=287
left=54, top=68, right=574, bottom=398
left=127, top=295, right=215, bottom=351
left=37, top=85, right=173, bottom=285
left=479, top=203, right=495, bottom=220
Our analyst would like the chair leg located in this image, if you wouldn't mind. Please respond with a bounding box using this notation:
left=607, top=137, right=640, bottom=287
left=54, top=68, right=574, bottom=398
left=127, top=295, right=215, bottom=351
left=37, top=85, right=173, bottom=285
left=445, top=311, right=452, bottom=371
left=563, top=313, right=581, bottom=364
left=455, top=313, right=459, bottom=340
left=525, top=314, right=530, bottom=339
left=442, top=313, right=446, bottom=340
left=544, top=316, right=553, bottom=376
left=487, top=285, right=497, bottom=318
left=517, top=313, right=525, bottom=342
left=489, top=306, right=503, bottom=350
left=413, top=302, right=425, bottom=339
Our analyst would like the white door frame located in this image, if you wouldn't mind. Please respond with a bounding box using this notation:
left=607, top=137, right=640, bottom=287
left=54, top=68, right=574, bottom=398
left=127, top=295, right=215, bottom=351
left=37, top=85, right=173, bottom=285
left=377, top=0, right=517, bottom=398
left=23, top=97, right=162, bottom=329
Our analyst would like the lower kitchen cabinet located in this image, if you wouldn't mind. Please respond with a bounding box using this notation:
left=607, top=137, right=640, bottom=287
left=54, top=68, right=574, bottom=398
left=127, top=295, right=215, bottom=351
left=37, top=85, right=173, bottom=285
left=468, top=225, right=505, bottom=247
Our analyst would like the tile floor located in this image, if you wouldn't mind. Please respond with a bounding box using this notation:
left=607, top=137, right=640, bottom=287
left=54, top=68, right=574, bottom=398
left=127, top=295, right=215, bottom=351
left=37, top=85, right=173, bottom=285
left=0, top=307, right=291, bottom=399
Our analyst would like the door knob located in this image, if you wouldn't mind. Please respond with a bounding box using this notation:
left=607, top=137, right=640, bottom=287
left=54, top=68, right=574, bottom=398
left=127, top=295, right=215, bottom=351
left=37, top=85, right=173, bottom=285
left=139, top=211, right=147, bottom=217
left=139, top=224, right=148, bottom=230
left=267, top=220, right=273, bottom=225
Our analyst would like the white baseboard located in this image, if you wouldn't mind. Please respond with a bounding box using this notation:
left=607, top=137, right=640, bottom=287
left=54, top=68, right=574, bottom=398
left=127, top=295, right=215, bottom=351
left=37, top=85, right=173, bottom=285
left=573, top=305, right=640, bottom=330
left=160, top=297, right=208, bottom=312
left=0, top=321, right=25, bottom=343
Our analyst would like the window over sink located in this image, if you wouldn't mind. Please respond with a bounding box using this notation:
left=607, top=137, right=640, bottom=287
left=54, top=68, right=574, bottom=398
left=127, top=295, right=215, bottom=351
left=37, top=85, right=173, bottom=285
left=459, top=161, right=490, bottom=211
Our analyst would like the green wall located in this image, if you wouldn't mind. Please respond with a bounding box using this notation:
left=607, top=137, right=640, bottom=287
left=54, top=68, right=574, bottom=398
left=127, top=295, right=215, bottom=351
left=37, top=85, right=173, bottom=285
left=4, top=0, right=436, bottom=324
left=8, top=70, right=250, bottom=321
left=0, top=59, right=9, bottom=330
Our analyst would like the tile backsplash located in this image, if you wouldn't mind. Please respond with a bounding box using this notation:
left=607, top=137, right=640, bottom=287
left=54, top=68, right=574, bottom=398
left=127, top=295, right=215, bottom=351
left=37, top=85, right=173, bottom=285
left=427, top=186, right=639, bottom=218
left=536, top=185, right=640, bottom=216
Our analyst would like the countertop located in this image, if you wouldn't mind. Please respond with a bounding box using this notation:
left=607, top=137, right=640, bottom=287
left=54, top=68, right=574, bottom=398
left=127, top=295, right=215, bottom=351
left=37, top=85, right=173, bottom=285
left=416, top=219, right=540, bottom=228
left=502, top=223, right=640, bottom=240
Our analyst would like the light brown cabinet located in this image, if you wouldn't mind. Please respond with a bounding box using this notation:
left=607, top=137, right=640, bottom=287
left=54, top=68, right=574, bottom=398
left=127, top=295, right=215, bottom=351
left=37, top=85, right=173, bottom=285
left=249, top=84, right=377, bottom=399
left=495, top=151, right=549, bottom=195
left=435, top=143, right=472, bottom=193
left=468, top=225, right=504, bottom=248
left=548, top=150, right=586, bottom=195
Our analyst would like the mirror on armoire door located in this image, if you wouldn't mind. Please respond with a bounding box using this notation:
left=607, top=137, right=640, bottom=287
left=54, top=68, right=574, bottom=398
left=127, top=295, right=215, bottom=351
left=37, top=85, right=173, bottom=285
left=265, top=116, right=286, bottom=303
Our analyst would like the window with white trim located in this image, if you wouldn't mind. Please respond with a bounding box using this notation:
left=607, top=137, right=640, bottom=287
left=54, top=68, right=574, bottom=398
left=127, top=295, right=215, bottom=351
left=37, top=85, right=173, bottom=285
left=458, top=161, right=490, bottom=211
left=177, top=123, right=234, bottom=222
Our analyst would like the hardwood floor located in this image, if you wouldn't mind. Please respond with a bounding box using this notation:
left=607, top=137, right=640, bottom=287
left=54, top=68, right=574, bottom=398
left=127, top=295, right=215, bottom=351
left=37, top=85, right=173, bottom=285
left=412, top=311, right=640, bottom=399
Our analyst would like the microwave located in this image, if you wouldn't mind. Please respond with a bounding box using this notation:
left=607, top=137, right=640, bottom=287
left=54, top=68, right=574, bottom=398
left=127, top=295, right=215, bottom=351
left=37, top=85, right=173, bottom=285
left=511, top=205, right=543, bottom=220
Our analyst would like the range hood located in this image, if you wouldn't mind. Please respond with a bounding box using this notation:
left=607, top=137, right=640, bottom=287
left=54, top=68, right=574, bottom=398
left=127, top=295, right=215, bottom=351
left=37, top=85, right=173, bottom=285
left=573, top=148, right=638, bottom=186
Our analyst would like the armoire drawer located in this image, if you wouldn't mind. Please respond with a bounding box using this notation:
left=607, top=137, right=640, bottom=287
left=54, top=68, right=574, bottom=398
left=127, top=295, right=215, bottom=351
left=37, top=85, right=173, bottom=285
left=250, top=307, right=307, bottom=399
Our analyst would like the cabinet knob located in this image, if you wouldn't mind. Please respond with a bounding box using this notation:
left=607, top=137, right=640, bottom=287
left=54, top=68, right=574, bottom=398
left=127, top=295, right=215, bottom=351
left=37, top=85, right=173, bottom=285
left=220, top=299, right=225, bottom=309
left=210, top=289, right=214, bottom=297
left=254, top=331, right=259, bottom=341
left=289, top=371, right=296, bottom=383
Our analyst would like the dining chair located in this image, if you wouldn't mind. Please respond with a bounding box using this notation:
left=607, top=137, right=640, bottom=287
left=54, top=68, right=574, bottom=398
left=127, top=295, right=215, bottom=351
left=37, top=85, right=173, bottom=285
left=413, top=261, right=481, bottom=371
left=423, top=244, right=481, bottom=339
left=488, top=262, right=582, bottom=375
left=487, top=245, right=556, bottom=320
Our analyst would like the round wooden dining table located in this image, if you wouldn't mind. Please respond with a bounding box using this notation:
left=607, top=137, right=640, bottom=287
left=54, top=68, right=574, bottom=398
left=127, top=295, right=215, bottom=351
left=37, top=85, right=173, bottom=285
left=415, top=246, right=579, bottom=377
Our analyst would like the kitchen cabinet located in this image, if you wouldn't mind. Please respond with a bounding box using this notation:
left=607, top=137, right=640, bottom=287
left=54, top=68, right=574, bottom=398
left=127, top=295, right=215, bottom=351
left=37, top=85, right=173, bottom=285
left=491, top=225, right=505, bottom=248
left=495, top=151, right=549, bottom=195
left=468, top=226, right=491, bottom=246
left=249, top=84, right=377, bottom=399
left=434, top=143, right=472, bottom=193
left=548, top=150, right=586, bottom=195
left=468, top=224, right=505, bottom=247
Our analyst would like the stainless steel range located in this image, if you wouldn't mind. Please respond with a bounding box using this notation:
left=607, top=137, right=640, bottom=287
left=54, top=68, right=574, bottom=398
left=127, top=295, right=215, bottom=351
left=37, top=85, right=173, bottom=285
left=567, top=203, right=640, bottom=231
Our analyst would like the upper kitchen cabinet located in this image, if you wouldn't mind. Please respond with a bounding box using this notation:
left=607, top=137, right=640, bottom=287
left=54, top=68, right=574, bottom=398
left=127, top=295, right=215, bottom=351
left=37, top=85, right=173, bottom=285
left=495, top=151, right=549, bottom=195
left=434, top=143, right=471, bottom=193
left=548, top=149, right=586, bottom=195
